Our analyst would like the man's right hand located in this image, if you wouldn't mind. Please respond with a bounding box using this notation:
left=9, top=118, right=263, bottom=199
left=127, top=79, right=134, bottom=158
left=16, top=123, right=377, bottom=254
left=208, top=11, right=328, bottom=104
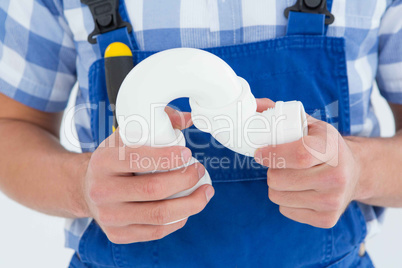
left=80, top=108, right=214, bottom=244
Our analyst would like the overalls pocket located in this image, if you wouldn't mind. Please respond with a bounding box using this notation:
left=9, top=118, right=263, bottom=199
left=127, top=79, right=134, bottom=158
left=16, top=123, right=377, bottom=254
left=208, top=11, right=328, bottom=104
left=325, top=243, right=374, bottom=268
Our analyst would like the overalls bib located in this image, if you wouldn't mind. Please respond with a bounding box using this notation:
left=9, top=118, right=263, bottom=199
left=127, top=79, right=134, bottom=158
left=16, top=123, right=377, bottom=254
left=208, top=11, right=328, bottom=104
left=70, top=1, right=373, bottom=267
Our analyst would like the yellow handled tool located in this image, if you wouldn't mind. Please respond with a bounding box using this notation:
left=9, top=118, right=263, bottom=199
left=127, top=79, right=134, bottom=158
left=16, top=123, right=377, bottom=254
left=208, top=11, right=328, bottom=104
left=104, top=42, right=133, bottom=132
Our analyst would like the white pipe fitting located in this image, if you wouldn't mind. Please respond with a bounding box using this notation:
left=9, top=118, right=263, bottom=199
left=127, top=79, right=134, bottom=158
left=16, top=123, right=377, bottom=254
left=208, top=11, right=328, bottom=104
left=116, top=48, right=308, bottom=199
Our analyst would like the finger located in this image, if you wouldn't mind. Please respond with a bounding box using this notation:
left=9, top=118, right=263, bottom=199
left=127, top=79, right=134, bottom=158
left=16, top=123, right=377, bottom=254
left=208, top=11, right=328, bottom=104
left=279, top=206, right=339, bottom=229
left=91, top=163, right=205, bottom=203
left=103, top=218, right=188, bottom=244
left=99, top=184, right=214, bottom=226
left=165, top=106, right=193, bottom=130
left=96, top=133, right=193, bottom=173
left=270, top=188, right=316, bottom=209
left=269, top=188, right=339, bottom=212
left=256, top=98, right=276, bottom=113
left=254, top=120, right=340, bottom=169
left=267, top=166, right=328, bottom=191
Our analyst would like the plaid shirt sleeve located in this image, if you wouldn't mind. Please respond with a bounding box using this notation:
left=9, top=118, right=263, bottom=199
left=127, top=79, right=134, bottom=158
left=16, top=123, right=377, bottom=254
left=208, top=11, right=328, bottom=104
left=377, top=0, right=402, bottom=105
left=0, top=0, right=77, bottom=112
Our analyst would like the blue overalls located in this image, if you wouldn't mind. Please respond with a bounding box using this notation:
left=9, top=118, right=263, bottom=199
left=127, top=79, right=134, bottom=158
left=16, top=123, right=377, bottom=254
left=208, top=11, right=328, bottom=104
left=70, top=0, right=373, bottom=267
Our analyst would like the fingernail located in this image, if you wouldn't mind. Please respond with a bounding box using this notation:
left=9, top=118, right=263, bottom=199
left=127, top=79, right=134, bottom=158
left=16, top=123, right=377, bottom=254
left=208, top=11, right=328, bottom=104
left=181, top=148, right=192, bottom=163
left=197, top=164, right=205, bottom=179
left=255, top=150, right=262, bottom=164
left=205, top=186, right=215, bottom=202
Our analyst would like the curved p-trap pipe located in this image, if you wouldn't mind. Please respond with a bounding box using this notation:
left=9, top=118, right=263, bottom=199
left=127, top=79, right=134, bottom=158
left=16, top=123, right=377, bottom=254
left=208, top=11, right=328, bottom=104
left=116, top=48, right=307, bottom=200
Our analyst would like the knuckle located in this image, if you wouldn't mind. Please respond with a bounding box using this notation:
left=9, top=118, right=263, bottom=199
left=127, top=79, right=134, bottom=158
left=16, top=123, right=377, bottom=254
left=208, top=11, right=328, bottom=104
left=321, top=194, right=342, bottom=211
left=178, top=219, right=187, bottom=229
left=143, top=178, right=165, bottom=199
left=106, top=234, right=120, bottom=244
left=103, top=228, right=121, bottom=244
left=88, top=183, right=107, bottom=205
left=151, top=204, right=170, bottom=225
left=278, top=206, right=289, bottom=218
left=185, top=198, right=207, bottom=218
left=316, top=214, right=338, bottom=229
left=194, top=196, right=208, bottom=213
left=295, top=147, right=314, bottom=168
left=150, top=226, right=167, bottom=241
left=327, top=124, right=339, bottom=136
left=185, top=165, right=200, bottom=188
left=106, top=230, right=125, bottom=244
left=267, top=169, right=275, bottom=186
left=327, top=132, right=340, bottom=154
left=89, top=152, right=105, bottom=172
left=333, top=170, right=347, bottom=188
left=124, top=145, right=142, bottom=158
left=326, top=168, right=347, bottom=190
left=320, top=170, right=334, bottom=186
left=267, top=171, right=281, bottom=190
left=268, top=188, right=280, bottom=204
left=97, top=210, right=118, bottom=226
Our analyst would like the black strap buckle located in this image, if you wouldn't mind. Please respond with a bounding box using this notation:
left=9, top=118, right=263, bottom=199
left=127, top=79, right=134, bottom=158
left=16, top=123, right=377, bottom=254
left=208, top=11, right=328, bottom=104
left=81, top=0, right=132, bottom=44
left=284, top=0, right=335, bottom=25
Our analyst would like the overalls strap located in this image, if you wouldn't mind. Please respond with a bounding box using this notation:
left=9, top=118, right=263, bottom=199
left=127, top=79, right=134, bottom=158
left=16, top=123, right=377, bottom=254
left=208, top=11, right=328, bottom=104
left=97, top=28, right=133, bottom=55
left=285, top=0, right=334, bottom=36
left=287, top=12, right=326, bottom=35
left=81, top=0, right=135, bottom=54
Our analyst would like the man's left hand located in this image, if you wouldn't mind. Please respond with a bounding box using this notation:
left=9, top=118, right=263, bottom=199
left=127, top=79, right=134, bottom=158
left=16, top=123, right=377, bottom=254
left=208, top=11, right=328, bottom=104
left=254, top=98, right=362, bottom=228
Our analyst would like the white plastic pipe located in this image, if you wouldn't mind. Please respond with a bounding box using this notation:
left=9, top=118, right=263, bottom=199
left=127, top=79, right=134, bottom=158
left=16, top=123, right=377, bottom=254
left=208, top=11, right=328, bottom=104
left=116, top=48, right=308, bottom=199
left=116, top=48, right=243, bottom=148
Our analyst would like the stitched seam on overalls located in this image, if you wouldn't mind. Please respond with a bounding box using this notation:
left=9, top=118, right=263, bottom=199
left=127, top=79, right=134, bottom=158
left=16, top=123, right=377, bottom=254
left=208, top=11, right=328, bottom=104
left=321, top=36, right=349, bottom=265
left=112, top=243, right=126, bottom=268
left=78, top=220, right=96, bottom=263
left=120, top=0, right=138, bottom=51
left=207, top=170, right=267, bottom=181
left=335, top=38, right=351, bottom=135
left=352, top=201, right=368, bottom=243
left=130, top=36, right=345, bottom=61
left=324, top=245, right=357, bottom=268
left=153, top=239, right=159, bottom=268
left=322, top=226, right=334, bottom=265
left=212, top=177, right=266, bottom=183
left=204, top=37, right=345, bottom=59
left=88, top=62, right=101, bottom=148
left=322, top=243, right=373, bottom=268
left=246, top=69, right=323, bottom=81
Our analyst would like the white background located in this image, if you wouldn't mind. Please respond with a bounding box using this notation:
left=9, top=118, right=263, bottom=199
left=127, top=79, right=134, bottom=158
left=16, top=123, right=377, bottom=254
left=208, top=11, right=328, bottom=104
left=0, top=86, right=401, bottom=267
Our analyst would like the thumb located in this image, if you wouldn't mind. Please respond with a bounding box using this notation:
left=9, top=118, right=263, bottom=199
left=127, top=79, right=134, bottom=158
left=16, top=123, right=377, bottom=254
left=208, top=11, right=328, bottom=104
left=256, top=98, right=275, bottom=113
left=165, top=106, right=193, bottom=130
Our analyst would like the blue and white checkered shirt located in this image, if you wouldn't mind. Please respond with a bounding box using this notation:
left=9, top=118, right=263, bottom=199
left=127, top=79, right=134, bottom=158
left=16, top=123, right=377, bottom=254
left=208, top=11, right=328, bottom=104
left=1, top=0, right=402, bottom=251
